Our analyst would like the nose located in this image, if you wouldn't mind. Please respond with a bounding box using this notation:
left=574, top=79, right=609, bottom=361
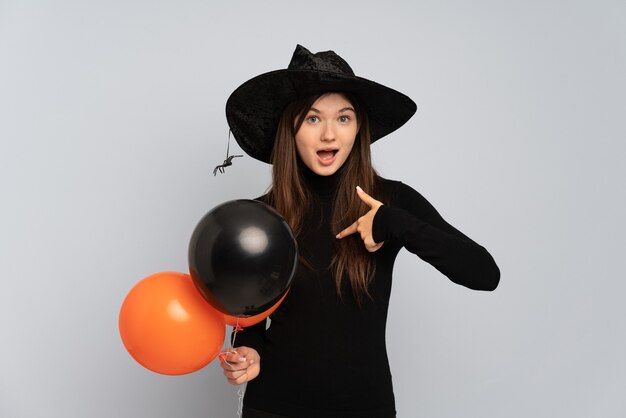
left=321, top=121, right=336, bottom=142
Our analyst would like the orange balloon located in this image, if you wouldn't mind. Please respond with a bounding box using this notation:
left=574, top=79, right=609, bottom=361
left=225, top=290, right=289, bottom=329
left=119, top=272, right=225, bottom=375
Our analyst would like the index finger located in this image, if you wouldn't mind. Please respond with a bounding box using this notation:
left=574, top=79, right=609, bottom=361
left=356, top=186, right=380, bottom=208
left=336, top=222, right=358, bottom=239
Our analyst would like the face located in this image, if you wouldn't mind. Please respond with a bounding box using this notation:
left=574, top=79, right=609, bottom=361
left=294, top=93, right=358, bottom=176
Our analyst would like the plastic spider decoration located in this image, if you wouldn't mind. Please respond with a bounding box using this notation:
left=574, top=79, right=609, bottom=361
left=213, top=130, right=243, bottom=176
left=213, top=154, right=243, bottom=175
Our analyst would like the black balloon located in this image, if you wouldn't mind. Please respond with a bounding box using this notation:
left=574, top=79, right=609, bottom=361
left=188, top=200, right=297, bottom=316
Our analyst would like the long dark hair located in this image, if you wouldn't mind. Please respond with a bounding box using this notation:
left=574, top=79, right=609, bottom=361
left=267, top=92, right=385, bottom=303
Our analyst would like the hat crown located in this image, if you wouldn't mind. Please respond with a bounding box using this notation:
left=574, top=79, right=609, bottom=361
left=287, top=44, right=355, bottom=76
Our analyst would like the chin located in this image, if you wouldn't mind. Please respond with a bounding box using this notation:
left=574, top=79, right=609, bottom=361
left=311, top=164, right=341, bottom=176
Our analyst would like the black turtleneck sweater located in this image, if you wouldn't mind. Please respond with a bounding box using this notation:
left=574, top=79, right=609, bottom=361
left=235, top=166, right=500, bottom=418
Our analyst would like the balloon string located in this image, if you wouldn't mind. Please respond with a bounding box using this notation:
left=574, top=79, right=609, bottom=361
left=233, top=317, right=246, bottom=417
left=237, top=382, right=246, bottom=417
left=221, top=318, right=246, bottom=417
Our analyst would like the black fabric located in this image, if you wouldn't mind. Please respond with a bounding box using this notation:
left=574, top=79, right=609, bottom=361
left=234, top=170, right=500, bottom=418
left=242, top=406, right=291, bottom=418
left=287, top=44, right=355, bottom=74
left=225, top=45, right=417, bottom=163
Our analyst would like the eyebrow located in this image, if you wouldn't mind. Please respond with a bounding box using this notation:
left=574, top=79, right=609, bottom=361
left=309, top=106, right=356, bottom=114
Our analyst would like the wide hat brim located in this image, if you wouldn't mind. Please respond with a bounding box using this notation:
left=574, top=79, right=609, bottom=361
left=226, top=67, right=417, bottom=164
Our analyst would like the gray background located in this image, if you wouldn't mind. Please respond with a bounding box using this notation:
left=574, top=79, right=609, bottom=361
left=1, top=1, right=625, bottom=417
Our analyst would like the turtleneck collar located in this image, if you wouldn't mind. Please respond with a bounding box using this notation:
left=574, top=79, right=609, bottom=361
left=297, top=157, right=343, bottom=199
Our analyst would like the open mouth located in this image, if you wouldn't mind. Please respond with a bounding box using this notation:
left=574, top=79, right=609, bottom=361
left=316, top=149, right=338, bottom=160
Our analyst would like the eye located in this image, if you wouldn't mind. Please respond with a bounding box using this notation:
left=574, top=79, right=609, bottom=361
left=306, top=115, right=319, bottom=123
left=338, top=115, right=351, bottom=123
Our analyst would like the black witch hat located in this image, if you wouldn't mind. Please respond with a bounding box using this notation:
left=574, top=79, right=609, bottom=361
left=226, top=44, right=417, bottom=164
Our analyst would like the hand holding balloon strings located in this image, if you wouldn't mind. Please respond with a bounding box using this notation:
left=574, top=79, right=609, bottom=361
left=219, top=318, right=263, bottom=417
left=336, top=186, right=385, bottom=252
left=119, top=201, right=294, bottom=415
left=218, top=317, right=246, bottom=417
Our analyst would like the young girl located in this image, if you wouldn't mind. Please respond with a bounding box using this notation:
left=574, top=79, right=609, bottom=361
left=220, top=45, right=500, bottom=418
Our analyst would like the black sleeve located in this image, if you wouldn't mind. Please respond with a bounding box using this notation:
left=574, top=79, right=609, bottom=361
left=231, top=319, right=266, bottom=356
left=372, top=181, right=500, bottom=291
